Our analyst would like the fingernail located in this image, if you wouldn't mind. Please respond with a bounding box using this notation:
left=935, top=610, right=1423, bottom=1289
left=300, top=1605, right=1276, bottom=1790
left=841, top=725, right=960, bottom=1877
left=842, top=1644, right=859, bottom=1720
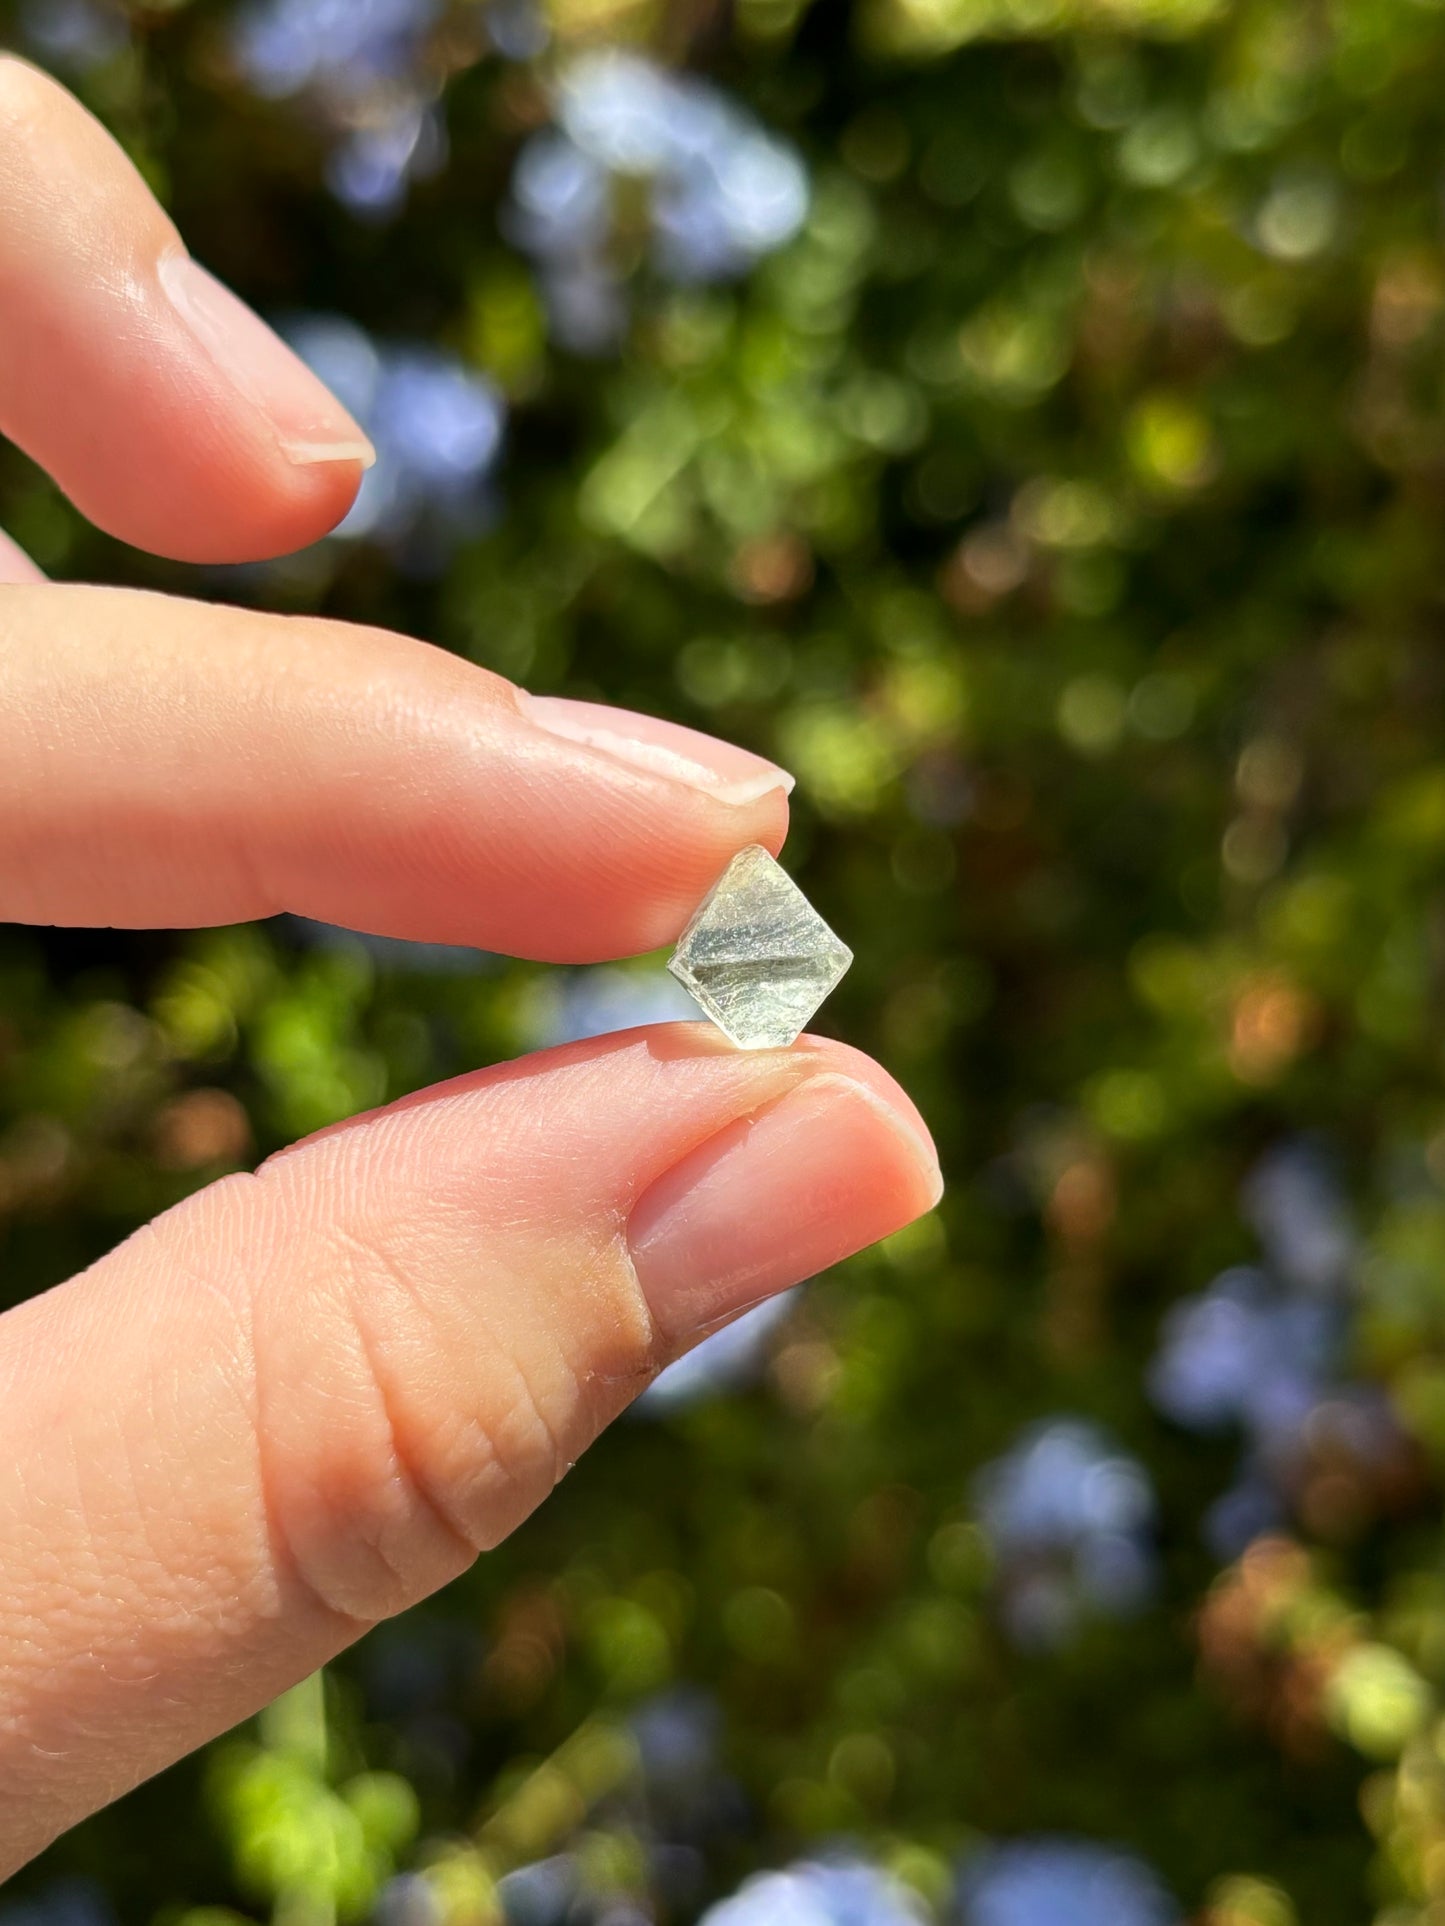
left=517, top=693, right=794, bottom=806
left=628, top=1073, right=943, bottom=1342
left=159, top=254, right=376, bottom=470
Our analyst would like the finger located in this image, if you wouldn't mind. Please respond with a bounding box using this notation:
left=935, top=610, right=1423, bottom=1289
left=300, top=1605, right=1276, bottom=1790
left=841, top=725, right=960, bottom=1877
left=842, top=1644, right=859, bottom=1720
left=0, top=584, right=791, bottom=959
left=0, top=56, right=372, bottom=563
left=0, top=529, right=43, bottom=583
left=0, top=1027, right=941, bottom=1867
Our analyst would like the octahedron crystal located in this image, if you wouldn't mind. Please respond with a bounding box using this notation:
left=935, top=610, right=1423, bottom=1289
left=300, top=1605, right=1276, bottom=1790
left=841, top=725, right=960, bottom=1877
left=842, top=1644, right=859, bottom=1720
left=668, top=844, right=854, bottom=1050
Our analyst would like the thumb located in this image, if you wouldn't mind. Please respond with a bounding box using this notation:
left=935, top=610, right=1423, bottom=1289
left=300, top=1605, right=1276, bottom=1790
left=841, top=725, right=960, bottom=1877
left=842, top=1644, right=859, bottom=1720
left=0, top=1025, right=939, bottom=1871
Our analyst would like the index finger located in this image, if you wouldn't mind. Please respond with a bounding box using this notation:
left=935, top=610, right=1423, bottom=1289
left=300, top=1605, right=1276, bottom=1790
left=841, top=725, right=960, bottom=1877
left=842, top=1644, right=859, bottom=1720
left=0, top=56, right=372, bottom=563
left=0, top=584, right=792, bottom=958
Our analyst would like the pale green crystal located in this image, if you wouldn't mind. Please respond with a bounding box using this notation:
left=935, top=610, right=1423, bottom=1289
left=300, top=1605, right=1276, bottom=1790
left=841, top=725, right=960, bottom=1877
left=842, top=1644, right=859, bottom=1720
left=667, top=845, right=854, bottom=1050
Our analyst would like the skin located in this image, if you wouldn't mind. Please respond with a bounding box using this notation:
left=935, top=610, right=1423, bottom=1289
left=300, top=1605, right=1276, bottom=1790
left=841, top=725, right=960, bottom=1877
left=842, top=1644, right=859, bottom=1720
left=0, top=57, right=942, bottom=1874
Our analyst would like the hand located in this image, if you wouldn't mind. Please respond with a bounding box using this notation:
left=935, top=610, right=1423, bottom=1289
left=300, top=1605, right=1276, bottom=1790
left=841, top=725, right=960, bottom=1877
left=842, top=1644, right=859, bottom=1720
left=0, top=58, right=941, bottom=1872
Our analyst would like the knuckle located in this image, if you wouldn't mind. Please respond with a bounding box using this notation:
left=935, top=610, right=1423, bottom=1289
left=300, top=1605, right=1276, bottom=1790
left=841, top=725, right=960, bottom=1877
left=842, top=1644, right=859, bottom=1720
left=246, top=1123, right=664, bottom=1623
left=249, top=1223, right=475, bottom=1625
left=449, top=1341, right=576, bottom=1554
left=250, top=1205, right=655, bottom=1624
left=330, top=1223, right=570, bottom=1549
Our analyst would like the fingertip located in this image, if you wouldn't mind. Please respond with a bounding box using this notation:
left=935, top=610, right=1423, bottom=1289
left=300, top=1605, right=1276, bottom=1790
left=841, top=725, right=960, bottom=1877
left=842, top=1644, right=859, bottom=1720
left=158, top=255, right=374, bottom=472
left=141, top=253, right=373, bottom=560
left=628, top=1057, right=943, bottom=1342
left=746, top=781, right=791, bottom=859
left=0, top=66, right=378, bottom=562
left=792, top=1035, right=943, bottom=1202
left=517, top=695, right=794, bottom=812
left=228, top=449, right=369, bottom=561
left=96, top=455, right=367, bottom=564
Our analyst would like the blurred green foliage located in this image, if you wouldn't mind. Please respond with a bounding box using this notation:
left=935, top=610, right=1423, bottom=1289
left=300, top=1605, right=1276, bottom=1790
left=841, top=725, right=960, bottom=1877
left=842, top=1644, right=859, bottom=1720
left=13, top=0, right=1445, bottom=1919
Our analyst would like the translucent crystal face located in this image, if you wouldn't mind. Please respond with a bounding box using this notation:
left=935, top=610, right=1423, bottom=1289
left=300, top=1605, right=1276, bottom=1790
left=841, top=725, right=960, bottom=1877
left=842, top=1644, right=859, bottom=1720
left=668, top=845, right=853, bottom=1050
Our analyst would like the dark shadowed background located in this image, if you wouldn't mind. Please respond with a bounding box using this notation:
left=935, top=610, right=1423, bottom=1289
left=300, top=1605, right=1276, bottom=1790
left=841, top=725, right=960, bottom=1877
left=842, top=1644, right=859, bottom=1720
left=3, top=0, right=1445, bottom=1921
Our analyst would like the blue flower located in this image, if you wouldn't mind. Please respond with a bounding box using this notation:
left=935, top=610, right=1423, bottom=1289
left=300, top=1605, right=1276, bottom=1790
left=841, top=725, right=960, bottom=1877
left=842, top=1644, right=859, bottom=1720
left=232, top=0, right=440, bottom=101
left=652, top=125, right=810, bottom=280
left=288, top=916, right=488, bottom=974
left=972, top=1419, right=1157, bottom=1647
left=326, top=104, right=447, bottom=218
left=496, top=1854, right=581, bottom=1925
left=18, top=0, right=126, bottom=72
left=557, top=51, right=698, bottom=177
left=286, top=317, right=506, bottom=561
left=374, top=1873, right=443, bottom=1926
left=700, top=1857, right=927, bottom=1926
left=636, top=1292, right=799, bottom=1416
left=631, top=1686, right=720, bottom=1790
left=1148, top=1141, right=1399, bottom=1556
left=1241, top=1139, right=1355, bottom=1294
left=0, top=1880, right=115, bottom=1926
left=1147, top=1266, right=1338, bottom=1438
left=959, top=1838, right=1177, bottom=1926
left=525, top=965, right=698, bottom=1050
left=509, top=133, right=614, bottom=256
left=230, top=0, right=453, bottom=216
left=1202, top=1470, right=1284, bottom=1560
left=369, top=351, right=505, bottom=494
left=506, top=50, right=809, bottom=349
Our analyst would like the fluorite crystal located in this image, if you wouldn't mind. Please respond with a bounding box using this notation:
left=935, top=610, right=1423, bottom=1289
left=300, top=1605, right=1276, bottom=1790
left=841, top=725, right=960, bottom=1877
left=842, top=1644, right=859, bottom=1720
left=668, top=845, right=853, bottom=1050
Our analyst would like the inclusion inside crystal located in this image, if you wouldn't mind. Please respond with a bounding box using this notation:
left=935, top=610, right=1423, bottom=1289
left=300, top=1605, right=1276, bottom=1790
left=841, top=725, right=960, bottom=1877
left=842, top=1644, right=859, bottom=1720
left=668, top=845, right=853, bottom=1050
